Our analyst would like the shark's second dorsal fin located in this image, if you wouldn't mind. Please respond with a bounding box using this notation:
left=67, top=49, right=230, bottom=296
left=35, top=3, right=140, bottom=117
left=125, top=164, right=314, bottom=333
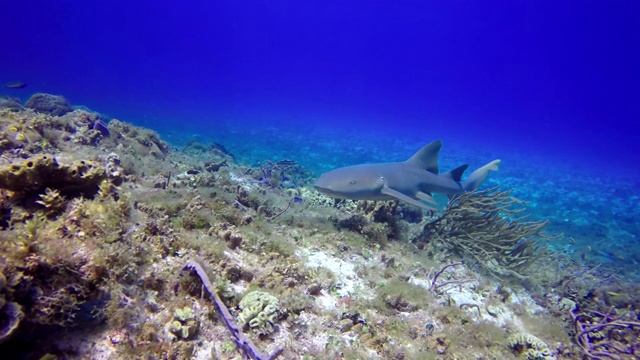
left=443, top=164, right=469, bottom=182
left=405, top=140, right=442, bottom=174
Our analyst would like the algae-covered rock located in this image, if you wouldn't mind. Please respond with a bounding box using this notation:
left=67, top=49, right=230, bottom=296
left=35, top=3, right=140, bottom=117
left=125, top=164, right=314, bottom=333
left=24, top=93, right=73, bottom=116
left=237, top=291, right=280, bottom=336
left=0, top=154, right=105, bottom=197
left=108, top=119, right=170, bottom=158
left=0, top=97, right=21, bottom=111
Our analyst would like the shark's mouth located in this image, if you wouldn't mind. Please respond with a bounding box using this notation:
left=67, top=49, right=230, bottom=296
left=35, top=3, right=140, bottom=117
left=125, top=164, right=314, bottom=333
left=313, top=185, right=341, bottom=198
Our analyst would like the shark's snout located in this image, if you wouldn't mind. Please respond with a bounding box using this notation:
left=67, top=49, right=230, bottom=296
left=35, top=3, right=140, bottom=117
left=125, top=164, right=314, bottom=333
left=313, top=177, right=332, bottom=193
left=314, top=173, right=346, bottom=198
left=314, top=168, right=382, bottom=200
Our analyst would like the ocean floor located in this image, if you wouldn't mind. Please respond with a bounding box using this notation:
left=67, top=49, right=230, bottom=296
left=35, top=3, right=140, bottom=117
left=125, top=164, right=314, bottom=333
left=0, top=94, right=638, bottom=360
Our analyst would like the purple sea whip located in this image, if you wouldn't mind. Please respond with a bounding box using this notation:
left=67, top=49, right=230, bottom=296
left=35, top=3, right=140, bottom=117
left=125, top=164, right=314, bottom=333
left=181, top=261, right=283, bottom=360
left=571, top=307, right=640, bottom=359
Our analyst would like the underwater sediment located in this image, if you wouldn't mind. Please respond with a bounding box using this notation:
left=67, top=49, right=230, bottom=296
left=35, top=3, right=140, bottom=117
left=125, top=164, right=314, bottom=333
left=0, top=94, right=637, bottom=360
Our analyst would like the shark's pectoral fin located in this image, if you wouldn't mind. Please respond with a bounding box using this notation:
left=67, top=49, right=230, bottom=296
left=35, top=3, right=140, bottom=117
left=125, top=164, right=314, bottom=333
left=416, top=191, right=438, bottom=205
left=381, top=186, right=438, bottom=211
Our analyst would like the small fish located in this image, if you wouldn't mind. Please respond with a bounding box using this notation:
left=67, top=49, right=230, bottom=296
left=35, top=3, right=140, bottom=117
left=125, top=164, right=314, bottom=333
left=606, top=291, right=621, bottom=297
left=5, top=81, right=27, bottom=89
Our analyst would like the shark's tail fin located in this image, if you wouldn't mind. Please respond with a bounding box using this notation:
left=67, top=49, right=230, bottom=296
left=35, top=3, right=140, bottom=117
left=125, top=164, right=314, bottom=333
left=462, top=159, right=501, bottom=192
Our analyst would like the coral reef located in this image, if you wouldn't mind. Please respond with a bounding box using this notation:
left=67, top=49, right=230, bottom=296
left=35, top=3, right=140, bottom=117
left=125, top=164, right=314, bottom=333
left=0, top=96, right=634, bottom=360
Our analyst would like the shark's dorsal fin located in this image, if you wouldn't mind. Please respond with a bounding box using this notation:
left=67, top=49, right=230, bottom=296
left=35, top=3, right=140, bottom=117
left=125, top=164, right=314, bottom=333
left=405, top=140, right=442, bottom=174
left=443, top=164, right=469, bottom=182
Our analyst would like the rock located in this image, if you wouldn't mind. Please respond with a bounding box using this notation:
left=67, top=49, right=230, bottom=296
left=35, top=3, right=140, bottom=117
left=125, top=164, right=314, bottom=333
left=25, top=93, right=73, bottom=116
left=307, top=283, right=322, bottom=295
left=0, top=97, right=22, bottom=110
left=338, top=318, right=354, bottom=332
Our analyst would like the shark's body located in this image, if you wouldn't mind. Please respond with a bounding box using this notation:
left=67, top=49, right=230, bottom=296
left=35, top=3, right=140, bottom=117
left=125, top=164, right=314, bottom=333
left=314, top=140, right=500, bottom=210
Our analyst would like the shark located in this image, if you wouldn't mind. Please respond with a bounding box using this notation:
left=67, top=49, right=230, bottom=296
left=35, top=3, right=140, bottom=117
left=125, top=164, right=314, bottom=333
left=314, top=140, right=501, bottom=211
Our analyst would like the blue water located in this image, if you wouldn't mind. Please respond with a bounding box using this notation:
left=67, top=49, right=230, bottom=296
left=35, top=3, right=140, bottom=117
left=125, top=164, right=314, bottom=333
left=2, top=1, right=639, bottom=276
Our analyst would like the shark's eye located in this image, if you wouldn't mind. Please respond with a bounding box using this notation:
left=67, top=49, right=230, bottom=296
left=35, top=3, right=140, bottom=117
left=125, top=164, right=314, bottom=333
left=349, top=180, right=356, bottom=185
